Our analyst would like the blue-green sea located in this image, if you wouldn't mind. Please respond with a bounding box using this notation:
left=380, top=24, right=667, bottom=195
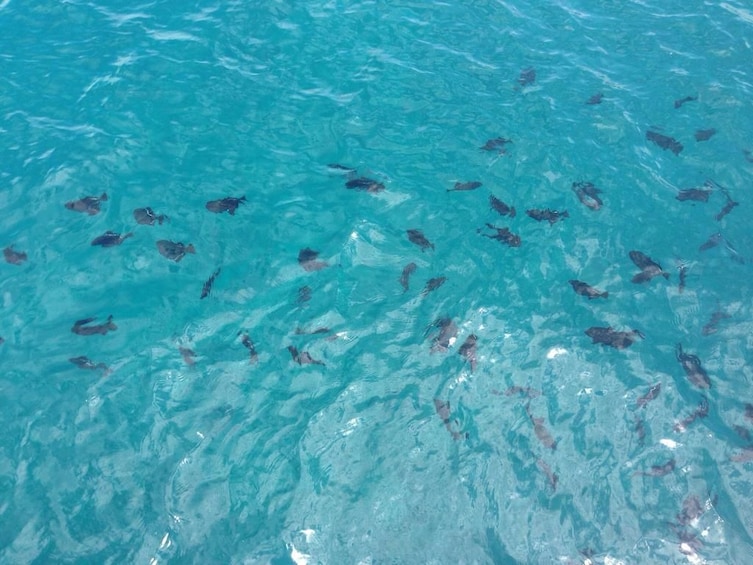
left=2, top=0, right=753, bottom=563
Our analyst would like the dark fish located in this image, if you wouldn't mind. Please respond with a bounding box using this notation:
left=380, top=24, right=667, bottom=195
left=676, top=344, right=711, bottom=389
left=536, top=459, right=558, bottom=491
left=298, top=247, right=328, bottom=271
left=0, top=337, right=4, bottom=345
left=430, top=317, right=458, bottom=352
left=525, top=404, right=556, bottom=450
left=629, top=250, right=669, bottom=283
left=480, top=137, right=512, bottom=152
left=678, top=261, right=687, bottom=294
left=406, top=229, right=434, bottom=252
left=744, top=149, right=753, bottom=163
left=518, top=67, right=536, bottom=86
left=91, top=231, right=133, bottom=247
left=294, top=326, right=331, bottom=336
left=433, top=399, right=466, bottom=440
left=133, top=207, right=167, bottom=225
left=676, top=189, right=711, bottom=202
left=287, top=345, right=325, bottom=366
left=674, top=96, right=697, bottom=109
left=634, top=416, right=646, bottom=443
left=448, top=181, right=482, bottom=192
left=69, top=356, right=109, bottom=373
left=635, top=458, right=676, bottom=477
left=179, top=347, right=196, bottom=366
left=526, top=208, right=569, bottom=224
left=646, top=130, right=683, bottom=155
left=205, top=196, right=246, bottom=215
left=200, top=268, right=221, bottom=299
left=676, top=496, right=703, bottom=526
left=586, top=93, right=603, bottom=105
left=731, top=447, right=753, bottom=462
left=695, top=128, right=716, bottom=142
left=239, top=332, right=258, bottom=364
left=734, top=425, right=751, bottom=442
left=480, top=223, right=521, bottom=247
left=636, top=383, right=661, bottom=408
left=569, top=280, right=608, bottom=299
left=3, top=245, right=27, bottom=265
left=327, top=163, right=356, bottom=172
left=71, top=315, right=117, bottom=336
left=674, top=398, right=709, bottom=432
left=399, top=262, right=417, bottom=292
left=345, top=177, right=385, bottom=193
left=421, top=276, right=446, bottom=297
left=715, top=199, right=739, bottom=221
left=702, top=309, right=730, bottom=336
left=585, top=326, right=644, bottom=349
left=489, top=195, right=516, bottom=217
left=65, top=192, right=108, bottom=215
left=157, top=240, right=195, bottom=262
left=458, top=334, right=477, bottom=372
left=698, top=232, right=722, bottom=252
left=745, top=403, right=753, bottom=422
left=297, top=285, right=312, bottom=304
left=572, top=181, right=603, bottom=211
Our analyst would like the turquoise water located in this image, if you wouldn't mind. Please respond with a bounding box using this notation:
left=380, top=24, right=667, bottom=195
left=2, top=0, right=753, bottom=562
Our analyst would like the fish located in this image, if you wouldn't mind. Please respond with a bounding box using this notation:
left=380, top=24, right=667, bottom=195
left=448, top=181, right=482, bottom=192
left=458, top=334, right=477, bottom=372
left=695, top=128, right=716, bottom=142
left=715, top=199, right=739, bottom=221
left=399, top=262, right=417, bottom=292
left=345, top=177, right=385, bottom=193
left=585, top=326, right=644, bottom=349
left=200, top=268, right=221, bottom=299
left=676, top=495, right=704, bottom=526
left=298, top=247, right=328, bottom=272
left=239, top=332, right=258, bottom=364
left=698, top=232, right=722, bottom=252
left=65, top=192, right=108, bottom=215
left=678, top=261, right=687, bottom=293
left=646, top=130, right=683, bottom=155
left=568, top=280, right=608, bottom=299
left=489, top=195, right=516, bottom=217
left=525, top=403, right=556, bottom=450
left=634, top=416, right=646, bottom=443
left=406, top=229, right=434, bottom=252
left=745, top=403, right=753, bottom=422
left=69, top=356, right=109, bottom=373
left=730, top=447, right=753, bottom=463
left=297, top=285, right=312, bottom=304
left=676, top=344, right=711, bottom=389
left=701, top=309, right=730, bottom=336
left=526, top=208, right=569, bottom=224
left=0, top=337, right=4, bottom=345
left=179, top=347, right=196, bottom=366
left=518, top=67, right=536, bottom=86
left=205, top=196, right=246, bottom=215
left=572, top=181, right=603, bottom=211
left=430, top=317, right=458, bottom=352
left=674, top=95, right=697, bottom=109
left=629, top=250, right=669, bottom=283
left=479, top=224, right=521, bottom=247
left=91, top=231, right=133, bottom=247
left=3, top=245, right=27, bottom=265
left=327, top=163, right=356, bottom=172
left=536, top=459, right=558, bottom=491
left=294, top=326, right=331, bottom=336
left=133, top=207, right=167, bottom=225
left=634, top=458, right=676, bottom=477
left=480, top=137, right=512, bottom=152
left=674, top=398, right=709, bottom=432
left=734, top=425, right=751, bottom=442
left=156, top=240, right=195, bottom=262
left=287, top=345, right=325, bottom=366
left=71, top=315, right=117, bottom=336
left=636, top=383, right=661, bottom=408
left=421, top=276, right=446, bottom=297
left=433, top=399, right=466, bottom=440
left=676, top=188, right=711, bottom=202
left=586, top=93, right=603, bottom=105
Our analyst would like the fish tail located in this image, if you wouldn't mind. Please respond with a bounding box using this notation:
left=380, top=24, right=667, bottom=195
left=602, top=291, right=609, bottom=298
left=510, top=207, right=516, bottom=217
left=240, top=196, right=247, bottom=202
left=186, top=244, right=196, bottom=254
left=100, top=193, right=108, bottom=201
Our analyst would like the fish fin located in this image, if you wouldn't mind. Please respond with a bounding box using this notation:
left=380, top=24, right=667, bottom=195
left=100, top=193, right=108, bottom=201
left=186, top=244, right=196, bottom=254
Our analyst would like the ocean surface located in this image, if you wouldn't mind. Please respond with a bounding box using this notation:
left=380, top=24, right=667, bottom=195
left=1, top=0, right=753, bottom=563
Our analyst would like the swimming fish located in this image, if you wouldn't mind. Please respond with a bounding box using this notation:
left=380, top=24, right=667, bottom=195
left=200, top=268, right=221, bottom=299
left=674, top=95, right=697, bottom=109
left=745, top=403, right=753, bottom=422
left=489, top=195, right=516, bottom=217
left=674, top=397, right=709, bottom=432
left=448, top=181, right=482, bottom=192
left=421, top=276, right=446, bottom=297
left=433, top=399, right=466, bottom=440
left=430, top=317, right=457, bottom=352
left=399, top=262, right=417, bottom=292
left=695, top=128, right=716, bottom=142
left=298, top=247, right=328, bottom=271
left=698, top=233, right=744, bottom=263
left=731, top=447, right=753, bottom=463
left=572, top=181, right=603, bottom=211
left=586, top=93, right=603, bottom=105
left=157, top=240, right=195, bottom=262
left=480, top=137, right=512, bottom=152
left=345, top=177, right=385, bottom=193
left=518, top=67, right=536, bottom=86
left=206, top=196, right=246, bottom=215
left=458, top=334, right=477, bottom=372
left=676, top=343, right=711, bottom=389
left=675, top=495, right=705, bottom=527
left=91, top=231, right=133, bottom=247
left=297, top=285, right=312, bottom=304
left=701, top=309, right=730, bottom=336
left=69, top=356, right=109, bottom=373
left=71, top=315, right=117, bottom=336
left=3, top=245, right=27, bottom=265
left=585, top=326, right=644, bottom=349
left=676, top=188, right=711, bottom=202
left=133, top=207, right=167, bottom=225
left=287, top=345, right=325, bottom=366
left=479, top=224, right=521, bottom=247
left=239, top=332, right=258, bottom=364
left=536, top=458, right=559, bottom=491
left=526, top=208, right=569, bottom=224
left=678, top=261, right=687, bottom=293
left=646, top=130, right=683, bottom=155
left=406, top=229, right=434, bottom=252
left=635, top=458, right=676, bottom=477
left=715, top=199, right=739, bottom=221
left=327, top=163, right=356, bottom=172
left=636, top=383, right=661, bottom=408
left=525, top=403, right=556, bottom=450
left=634, top=416, right=646, bottom=443
left=179, top=347, right=196, bottom=366
left=65, top=193, right=108, bottom=215
left=568, top=280, right=608, bottom=299
left=629, top=250, right=669, bottom=283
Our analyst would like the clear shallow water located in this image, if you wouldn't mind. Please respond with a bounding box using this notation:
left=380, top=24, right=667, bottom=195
left=1, top=0, right=753, bottom=563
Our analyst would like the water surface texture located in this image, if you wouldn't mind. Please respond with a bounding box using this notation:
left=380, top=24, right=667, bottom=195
left=2, top=0, right=753, bottom=563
